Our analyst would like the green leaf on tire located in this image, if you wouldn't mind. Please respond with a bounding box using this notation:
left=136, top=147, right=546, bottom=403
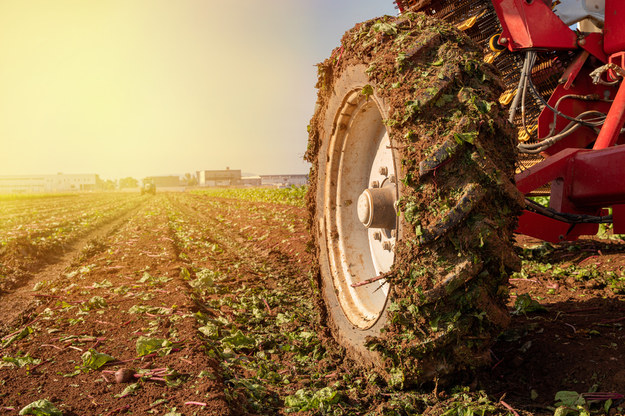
left=453, top=131, right=478, bottom=145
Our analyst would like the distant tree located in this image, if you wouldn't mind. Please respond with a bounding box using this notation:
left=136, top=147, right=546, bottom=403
left=119, top=177, right=139, bottom=189
left=96, top=176, right=117, bottom=190
left=184, top=173, right=198, bottom=186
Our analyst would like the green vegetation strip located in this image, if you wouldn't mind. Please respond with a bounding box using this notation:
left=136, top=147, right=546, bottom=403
left=191, top=186, right=307, bottom=207
left=0, top=193, right=79, bottom=201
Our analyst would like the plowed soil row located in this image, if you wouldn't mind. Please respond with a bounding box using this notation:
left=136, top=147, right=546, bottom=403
left=0, top=193, right=318, bottom=415
left=1, top=192, right=624, bottom=415
left=0, top=194, right=144, bottom=296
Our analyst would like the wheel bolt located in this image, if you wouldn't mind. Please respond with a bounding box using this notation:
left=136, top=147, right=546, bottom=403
left=389, top=174, right=396, bottom=184
left=373, top=231, right=382, bottom=241
left=382, top=241, right=393, bottom=251
left=391, top=230, right=396, bottom=238
left=370, top=180, right=380, bottom=188
left=378, top=166, right=388, bottom=176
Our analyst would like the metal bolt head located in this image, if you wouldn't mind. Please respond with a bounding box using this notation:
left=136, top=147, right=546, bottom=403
left=389, top=174, right=396, bottom=184
left=370, top=180, right=380, bottom=188
left=499, top=37, right=508, bottom=44
left=382, top=241, right=393, bottom=251
left=373, top=231, right=382, bottom=241
left=391, top=230, right=396, bottom=238
left=378, top=166, right=388, bottom=176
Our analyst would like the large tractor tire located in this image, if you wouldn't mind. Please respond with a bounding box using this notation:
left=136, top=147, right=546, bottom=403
left=306, top=12, right=523, bottom=386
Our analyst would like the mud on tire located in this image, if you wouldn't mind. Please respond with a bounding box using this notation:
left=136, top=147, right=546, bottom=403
left=306, top=12, right=523, bottom=386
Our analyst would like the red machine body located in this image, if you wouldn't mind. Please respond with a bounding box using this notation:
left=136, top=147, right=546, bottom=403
left=398, top=0, right=625, bottom=243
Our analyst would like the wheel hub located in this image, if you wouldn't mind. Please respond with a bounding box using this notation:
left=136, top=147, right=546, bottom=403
left=357, top=185, right=397, bottom=230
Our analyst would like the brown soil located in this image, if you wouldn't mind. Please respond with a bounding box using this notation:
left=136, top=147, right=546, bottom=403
left=478, top=235, right=625, bottom=415
left=1, top=193, right=624, bottom=415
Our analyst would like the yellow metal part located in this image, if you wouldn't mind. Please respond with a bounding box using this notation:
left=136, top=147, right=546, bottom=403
left=456, top=10, right=487, bottom=31
left=488, top=34, right=506, bottom=52
left=484, top=51, right=503, bottom=64
left=499, top=89, right=516, bottom=106
left=517, top=124, right=538, bottom=143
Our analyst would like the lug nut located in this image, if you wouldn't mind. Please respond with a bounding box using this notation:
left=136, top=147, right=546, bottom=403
left=389, top=174, right=396, bottom=184
left=391, top=230, right=396, bottom=238
left=378, top=166, right=388, bottom=176
left=370, top=180, right=380, bottom=188
left=382, top=241, right=393, bottom=251
left=373, top=231, right=382, bottom=241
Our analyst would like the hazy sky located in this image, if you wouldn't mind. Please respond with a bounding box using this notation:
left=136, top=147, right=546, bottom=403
left=0, top=1, right=397, bottom=180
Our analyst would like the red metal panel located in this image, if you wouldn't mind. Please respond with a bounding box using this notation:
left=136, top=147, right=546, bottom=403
left=515, top=148, right=579, bottom=194
left=566, top=223, right=600, bottom=241
left=604, top=0, right=625, bottom=55
left=579, top=33, right=608, bottom=63
left=516, top=211, right=599, bottom=242
left=569, top=145, right=625, bottom=206
left=491, top=0, right=577, bottom=50
left=515, top=210, right=573, bottom=242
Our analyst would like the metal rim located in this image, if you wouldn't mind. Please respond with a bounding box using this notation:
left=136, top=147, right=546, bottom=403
left=323, top=89, right=398, bottom=329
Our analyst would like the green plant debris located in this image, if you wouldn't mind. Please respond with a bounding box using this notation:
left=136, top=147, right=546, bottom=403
left=2, top=326, right=33, bottom=348
left=18, top=399, right=62, bottom=416
left=512, top=293, right=547, bottom=315
left=221, top=330, right=256, bottom=350
left=554, top=391, right=588, bottom=416
left=453, top=131, right=478, bottom=145
left=284, top=387, right=342, bottom=412
left=84, top=296, right=107, bottom=310
left=128, top=305, right=171, bottom=315
left=361, top=84, right=374, bottom=98
left=81, top=349, right=115, bottom=370
left=136, top=336, right=174, bottom=356
left=115, top=383, right=141, bottom=398
left=371, top=21, right=397, bottom=36
left=1, top=354, right=41, bottom=368
left=139, top=271, right=171, bottom=284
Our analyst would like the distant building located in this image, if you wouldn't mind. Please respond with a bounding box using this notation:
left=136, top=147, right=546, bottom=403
left=0, top=174, right=97, bottom=194
left=260, top=174, right=308, bottom=187
left=144, top=176, right=183, bottom=187
left=197, top=168, right=241, bottom=187
left=241, top=176, right=262, bottom=186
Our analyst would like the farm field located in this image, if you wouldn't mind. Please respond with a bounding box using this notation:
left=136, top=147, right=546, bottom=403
left=1, top=191, right=624, bottom=415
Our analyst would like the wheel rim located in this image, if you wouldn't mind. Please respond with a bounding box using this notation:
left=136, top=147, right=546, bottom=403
left=323, top=89, right=398, bottom=329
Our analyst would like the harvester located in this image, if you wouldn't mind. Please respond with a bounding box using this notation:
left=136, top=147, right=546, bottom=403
left=306, top=0, right=625, bottom=385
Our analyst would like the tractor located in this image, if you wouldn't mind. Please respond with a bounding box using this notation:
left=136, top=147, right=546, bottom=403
left=306, top=0, right=625, bottom=385
left=141, top=180, right=156, bottom=195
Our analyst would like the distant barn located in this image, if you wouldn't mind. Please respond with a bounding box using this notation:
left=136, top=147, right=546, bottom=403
left=196, top=169, right=241, bottom=187
left=144, top=176, right=183, bottom=188
left=0, top=173, right=97, bottom=193
left=260, top=174, right=308, bottom=187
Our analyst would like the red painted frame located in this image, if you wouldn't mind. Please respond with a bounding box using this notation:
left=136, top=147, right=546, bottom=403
left=490, top=0, right=577, bottom=50
left=490, top=0, right=625, bottom=242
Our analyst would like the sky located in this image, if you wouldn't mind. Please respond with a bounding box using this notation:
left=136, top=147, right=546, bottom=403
left=0, top=0, right=398, bottom=180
